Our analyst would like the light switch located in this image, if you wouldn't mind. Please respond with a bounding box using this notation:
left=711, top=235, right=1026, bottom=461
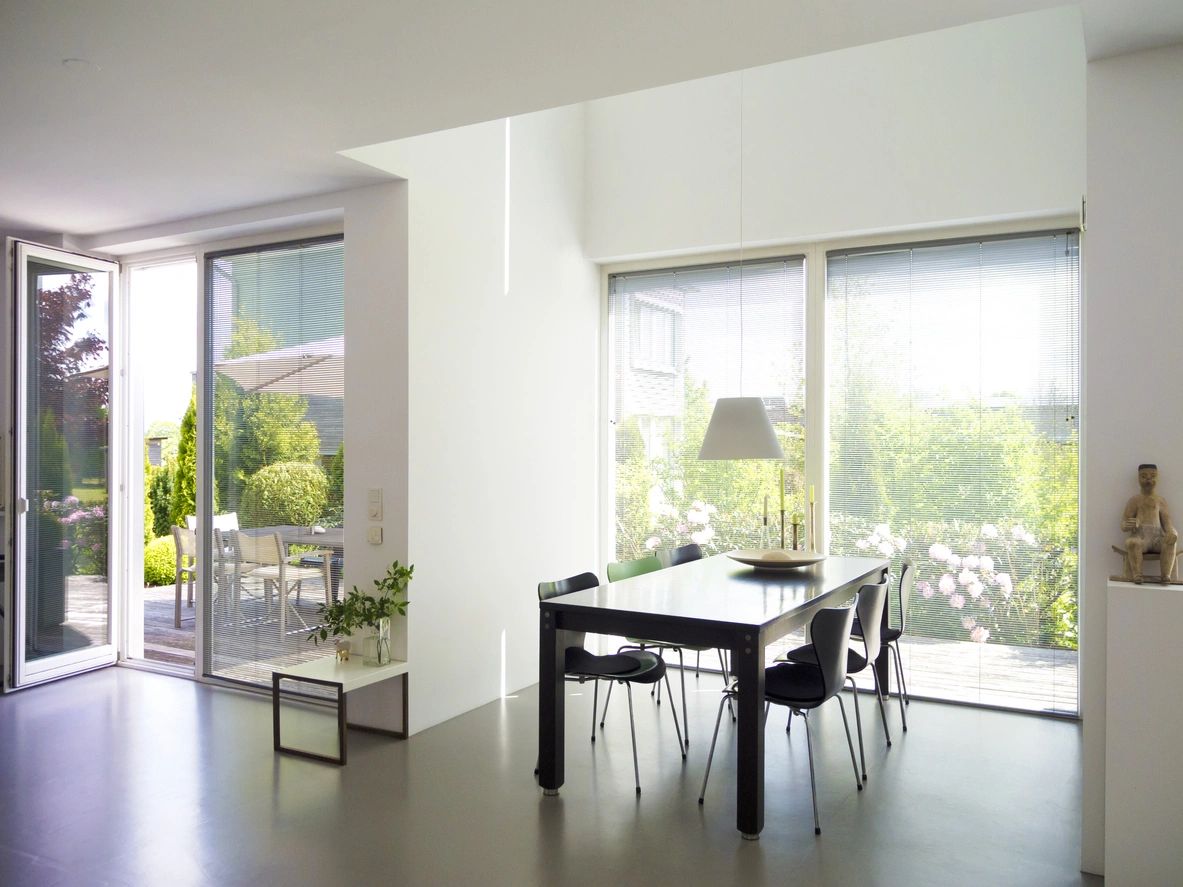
left=367, top=526, right=383, bottom=545
left=367, top=488, right=383, bottom=521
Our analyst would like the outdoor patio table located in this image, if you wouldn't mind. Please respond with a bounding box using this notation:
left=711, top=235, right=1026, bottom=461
left=537, top=552, right=887, bottom=839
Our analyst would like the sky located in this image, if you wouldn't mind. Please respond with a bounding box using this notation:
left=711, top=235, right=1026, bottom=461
left=130, top=261, right=197, bottom=430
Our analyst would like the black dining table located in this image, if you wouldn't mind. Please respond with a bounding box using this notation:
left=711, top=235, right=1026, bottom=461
left=537, top=552, right=888, bottom=839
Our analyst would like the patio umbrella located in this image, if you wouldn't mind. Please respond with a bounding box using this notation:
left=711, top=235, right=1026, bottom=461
left=214, top=335, right=343, bottom=396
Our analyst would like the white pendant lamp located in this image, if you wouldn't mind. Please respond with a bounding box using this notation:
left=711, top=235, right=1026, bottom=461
left=698, top=396, right=784, bottom=460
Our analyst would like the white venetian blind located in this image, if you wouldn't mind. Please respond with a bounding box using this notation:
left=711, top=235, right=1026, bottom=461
left=204, top=236, right=345, bottom=687
left=609, top=258, right=805, bottom=561
left=826, top=231, right=1080, bottom=713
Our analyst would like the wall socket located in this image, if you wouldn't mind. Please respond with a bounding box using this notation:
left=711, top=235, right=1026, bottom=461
left=367, top=488, right=383, bottom=521
left=367, top=526, right=383, bottom=545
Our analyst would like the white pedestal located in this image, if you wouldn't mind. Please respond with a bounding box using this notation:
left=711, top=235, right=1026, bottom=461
left=1105, top=582, right=1183, bottom=885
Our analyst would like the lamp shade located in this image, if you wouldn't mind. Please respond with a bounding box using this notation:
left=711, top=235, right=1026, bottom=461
left=697, top=396, right=784, bottom=460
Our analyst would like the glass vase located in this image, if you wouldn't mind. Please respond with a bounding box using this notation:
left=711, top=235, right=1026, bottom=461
left=363, top=617, right=392, bottom=666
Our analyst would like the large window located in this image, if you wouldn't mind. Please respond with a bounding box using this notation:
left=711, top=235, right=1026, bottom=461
left=609, top=258, right=806, bottom=560
left=204, top=236, right=345, bottom=686
left=827, top=231, right=1080, bottom=713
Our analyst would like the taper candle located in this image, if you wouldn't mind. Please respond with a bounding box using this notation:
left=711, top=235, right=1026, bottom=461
left=779, top=468, right=785, bottom=512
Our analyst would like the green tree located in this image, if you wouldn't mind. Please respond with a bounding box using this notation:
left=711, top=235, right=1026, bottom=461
left=214, top=318, right=321, bottom=510
left=169, top=389, right=198, bottom=528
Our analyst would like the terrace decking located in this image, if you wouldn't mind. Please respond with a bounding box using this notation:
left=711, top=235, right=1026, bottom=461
left=138, top=583, right=1077, bottom=714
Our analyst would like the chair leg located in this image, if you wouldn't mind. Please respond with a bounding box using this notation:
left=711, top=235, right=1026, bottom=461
left=871, top=667, right=893, bottom=747
left=718, top=649, right=736, bottom=722
left=188, top=572, right=194, bottom=607
left=677, top=648, right=689, bottom=750
left=174, top=573, right=182, bottom=629
left=893, top=640, right=911, bottom=705
left=663, top=673, right=686, bottom=759
left=624, top=683, right=641, bottom=796
left=846, top=675, right=867, bottom=781
left=695, top=650, right=701, bottom=678
left=600, top=681, right=613, bottom=729
left=801, top=711, right=821, bottom=835
left=698, top=692, right=732, bottom=804
left=835, top=695, right=863, bottom=792
left=591, top=679, right=599, bottom=743
left=279, top=586, right=286, bottom=637
left=890, top=643, right=909, bottom=731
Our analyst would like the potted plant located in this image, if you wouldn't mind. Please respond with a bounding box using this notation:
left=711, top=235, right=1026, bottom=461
left=308, top=561, right=412, bottom=665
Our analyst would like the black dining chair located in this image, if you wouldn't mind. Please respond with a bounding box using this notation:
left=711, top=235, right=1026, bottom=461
left=536, top=571, right=685, bottom=795
left=852, top=560, right=914, bottom=732
left=781, top=580, right=891, bottom=782
left=699, top=603, right=862, bottom=835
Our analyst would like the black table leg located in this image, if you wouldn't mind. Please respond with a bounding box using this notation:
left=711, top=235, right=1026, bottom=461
left=538, top=608, right=564, bottom=795
left=734, top=634, right=765, bottom=838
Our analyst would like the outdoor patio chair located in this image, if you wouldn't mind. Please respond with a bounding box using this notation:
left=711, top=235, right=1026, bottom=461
left=171, top=525, right=197, bottom=628
left=236, top=532, right=332, bottom=636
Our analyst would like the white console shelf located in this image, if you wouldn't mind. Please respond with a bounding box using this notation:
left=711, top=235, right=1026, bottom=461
left=1105, top=581, right=1183, bottom=885
left=272, top=654, right=409, bottom=765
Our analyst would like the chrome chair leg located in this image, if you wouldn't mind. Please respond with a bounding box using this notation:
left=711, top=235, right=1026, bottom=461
left=591, top=679, right=599, bottom=743
left=889, top=643, right=909, bottom=730
left=846, top=675, right=867, bottom=781
left=871, top=667, right=893, bottom=747
left=835, top=695, right=863, bottom=791
left=719, top=649, right=736, bottom=722
left=625, top=683, right=641, bottom=795
left=695, top=650, right=701, bottom=678
left=801, top=710, right=821, bottom=835
left=677, top=647, right=689, bottom=749
left=698, top=691, right=732, bottom=803
left=892, top=640, right=911, bottom=704
left=663, top=672, right=686, bottom=759
left=600, top=680, right=613, bottom=729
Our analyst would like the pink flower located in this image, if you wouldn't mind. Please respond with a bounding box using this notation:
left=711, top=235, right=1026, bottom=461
left=644, top=536, right=660, bottom=550
left=968, top=580, right=984, bottom=598
left=877, top=541, right=895, bottom=557
left=855, top=539, right=869, bottom=550
left=970, top=626, right=990, bottom=643
left=946, top=554, right=962, bottom=569
left=939, top=574, right=955, bottom=595
left=918, top=580, right=934, bottom=599
left=950, top=593, right=966, bottom=609
left=963, top=555, right=980, bottom=570
left=961, top=616, right=977, bottom=630
left=1012, top=525, right=1026, bottom=540
left=980, top=555, right=995, bottom=572
left=1023, top=532, right=1037, bottom=546
left=958, top=568, right=975, bottom=586
left=690, top=527, right=714, bottom=546
left=981, top=524, right=999, bottom=539
left=929, top=543, right=951, bottom=561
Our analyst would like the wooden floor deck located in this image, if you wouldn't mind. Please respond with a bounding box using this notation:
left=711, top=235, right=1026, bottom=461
left=135, top=583, right=1076, bottom=713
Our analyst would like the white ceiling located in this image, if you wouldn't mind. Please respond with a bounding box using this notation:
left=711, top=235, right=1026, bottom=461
left=1, top=1, right=1180, bottom=237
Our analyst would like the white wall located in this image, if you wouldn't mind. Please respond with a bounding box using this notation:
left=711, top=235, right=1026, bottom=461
left=583, top=7, right=1085, bottom=261
left=1081, top=42, right=1183, bottom=876
left=346, top=106, right=599, bottom=733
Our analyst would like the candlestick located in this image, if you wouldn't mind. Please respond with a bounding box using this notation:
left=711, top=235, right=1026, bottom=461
left=809, top=500, right=816, bottom=552
left=780, top=508, right=786, bottom=549
left=779, top=468, right=785, bottom=513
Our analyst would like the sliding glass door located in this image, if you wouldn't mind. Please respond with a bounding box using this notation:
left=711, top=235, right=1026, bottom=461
left=11, top=242, right=120, bottom=686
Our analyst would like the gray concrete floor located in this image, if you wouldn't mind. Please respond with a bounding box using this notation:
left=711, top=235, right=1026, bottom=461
left=0, top=667, right=1097, bottom=887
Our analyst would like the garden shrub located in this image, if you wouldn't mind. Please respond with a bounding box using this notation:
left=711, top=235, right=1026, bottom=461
left=144, top=535, right=177, bottom=586
left=241, top=461, right=328, bottom=527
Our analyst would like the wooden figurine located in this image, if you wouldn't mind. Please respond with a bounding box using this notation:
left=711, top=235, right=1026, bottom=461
left=1114, top=463, right=1180, bottom=584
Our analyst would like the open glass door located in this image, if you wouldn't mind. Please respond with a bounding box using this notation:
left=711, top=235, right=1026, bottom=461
left=11, top=241, right=119, bottom=687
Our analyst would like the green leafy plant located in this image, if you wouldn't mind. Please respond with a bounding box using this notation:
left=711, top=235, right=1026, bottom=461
left=308, top=561, right=413, bottom=644
left=144, top=534, right=178, bottom=586
left=241, top=461, right=328, bottom=527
